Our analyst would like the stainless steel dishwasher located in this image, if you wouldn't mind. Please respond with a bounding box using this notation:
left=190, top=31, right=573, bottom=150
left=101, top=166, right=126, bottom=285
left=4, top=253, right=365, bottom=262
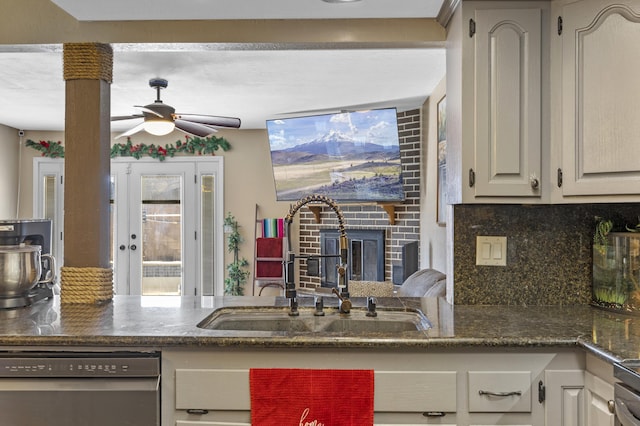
left=0, top=351, right=160, bottom=426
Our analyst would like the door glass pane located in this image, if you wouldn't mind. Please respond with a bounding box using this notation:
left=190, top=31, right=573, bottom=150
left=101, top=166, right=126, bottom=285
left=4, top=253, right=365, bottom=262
left=42, top=175, right=56, bottom=256
left=201, top=174, right=215, bottom=296
left=140, top=175, right=182, bottom=296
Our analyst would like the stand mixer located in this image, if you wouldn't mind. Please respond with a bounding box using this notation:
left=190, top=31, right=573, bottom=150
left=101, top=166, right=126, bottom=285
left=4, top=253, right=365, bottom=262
left=0, top=219, right=55, bottom=309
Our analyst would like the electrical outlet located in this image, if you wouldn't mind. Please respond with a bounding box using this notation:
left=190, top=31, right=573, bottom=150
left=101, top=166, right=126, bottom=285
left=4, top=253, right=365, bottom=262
left=475, top=236, right=507, bottom=266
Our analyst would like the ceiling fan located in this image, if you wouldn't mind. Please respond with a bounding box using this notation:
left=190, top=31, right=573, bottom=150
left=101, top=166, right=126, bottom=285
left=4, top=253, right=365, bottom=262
left=111, top=78, right=241, bottom=139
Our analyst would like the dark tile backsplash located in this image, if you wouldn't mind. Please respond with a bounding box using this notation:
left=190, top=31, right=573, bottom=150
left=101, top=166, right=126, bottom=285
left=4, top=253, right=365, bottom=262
left=453, top=203, right=640, bottom=305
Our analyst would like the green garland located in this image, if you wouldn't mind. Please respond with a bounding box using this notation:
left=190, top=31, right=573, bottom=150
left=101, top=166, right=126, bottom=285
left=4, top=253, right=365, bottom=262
left=25, top=135, right=231, bottom=161
left=25, top=139, right=65, bottom=158
left=111, top=135, right=231, bottom=160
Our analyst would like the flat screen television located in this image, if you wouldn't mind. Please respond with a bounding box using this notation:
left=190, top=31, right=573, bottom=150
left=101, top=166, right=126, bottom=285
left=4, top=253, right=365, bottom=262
left=266, top=108, right=405, bottom=202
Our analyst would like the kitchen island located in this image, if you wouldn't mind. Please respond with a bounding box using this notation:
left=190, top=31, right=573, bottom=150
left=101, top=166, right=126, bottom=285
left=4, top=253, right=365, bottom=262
left=0, top=295, right=635, bottom=425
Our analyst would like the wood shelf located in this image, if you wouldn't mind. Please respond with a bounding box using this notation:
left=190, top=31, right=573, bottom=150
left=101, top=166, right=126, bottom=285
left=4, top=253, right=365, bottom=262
left=378, top=203, right=396, bottom=225
left=307, top=206, right=323, bottom=223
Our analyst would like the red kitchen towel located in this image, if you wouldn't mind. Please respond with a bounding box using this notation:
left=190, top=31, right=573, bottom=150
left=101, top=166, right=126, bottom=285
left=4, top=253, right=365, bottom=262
left=250, top=368, right=374, bottom=426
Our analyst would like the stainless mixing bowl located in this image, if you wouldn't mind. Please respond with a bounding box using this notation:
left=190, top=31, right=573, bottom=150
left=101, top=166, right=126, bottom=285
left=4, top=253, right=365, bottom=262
left=0, top=245, right=55, bottom=298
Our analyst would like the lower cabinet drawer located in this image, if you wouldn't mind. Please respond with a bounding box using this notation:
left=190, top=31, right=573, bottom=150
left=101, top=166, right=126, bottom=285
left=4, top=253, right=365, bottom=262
left=375, top=371, right=457, bottom=412
left=175, top=369, right=457, bottom=413
left=467, top=371, right=532, bottom=412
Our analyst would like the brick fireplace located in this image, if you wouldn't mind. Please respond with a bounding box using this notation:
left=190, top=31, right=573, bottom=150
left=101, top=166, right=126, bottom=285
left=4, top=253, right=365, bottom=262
left=296, top=109, right=422, bottom=290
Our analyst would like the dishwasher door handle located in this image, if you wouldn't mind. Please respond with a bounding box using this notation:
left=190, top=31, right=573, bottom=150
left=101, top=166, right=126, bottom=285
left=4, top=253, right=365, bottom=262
left=616, top=399, right=640, bottom=426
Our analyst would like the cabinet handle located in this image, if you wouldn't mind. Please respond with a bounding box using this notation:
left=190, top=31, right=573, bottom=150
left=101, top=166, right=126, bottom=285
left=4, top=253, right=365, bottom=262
left=608, top=399, right=615, bottom=414
left=423, top=411, right=445, bottom=417
left=186, top=409, right=209, bottom=415
left=557, top=168, right=563, bottom=187
left=478, top=390, right=522, bottom=397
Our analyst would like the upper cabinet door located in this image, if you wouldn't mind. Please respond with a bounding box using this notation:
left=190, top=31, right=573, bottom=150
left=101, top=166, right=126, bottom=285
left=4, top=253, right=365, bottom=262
left=561, top=0, right=640, bottom=196
left=474, top=8, right=543, bottom=198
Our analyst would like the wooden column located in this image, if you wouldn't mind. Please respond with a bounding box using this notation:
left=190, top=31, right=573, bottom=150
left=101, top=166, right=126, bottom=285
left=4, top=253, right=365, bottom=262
left=62, top=43, right=112, bottom=269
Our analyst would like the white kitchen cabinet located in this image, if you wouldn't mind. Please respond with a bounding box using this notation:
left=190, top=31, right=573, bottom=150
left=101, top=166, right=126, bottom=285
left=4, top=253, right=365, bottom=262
left=164, top=348, right=458, bottom=425
left=543, top=369, right=585, bottom=425
left=446, top=1, right=549, bottom=204
left=162, top=348, right=584, bottom=426
left=584, top=354, right=615, bottom=426
left=553, top=0, right=640, bottom=199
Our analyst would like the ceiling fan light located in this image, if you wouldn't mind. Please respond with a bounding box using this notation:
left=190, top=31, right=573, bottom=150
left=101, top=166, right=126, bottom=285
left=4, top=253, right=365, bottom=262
left=144, top=119, right=175, bottom=136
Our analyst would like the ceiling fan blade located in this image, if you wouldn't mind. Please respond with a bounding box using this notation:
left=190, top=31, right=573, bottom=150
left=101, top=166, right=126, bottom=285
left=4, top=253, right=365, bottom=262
left=111, top=114, right=144, bottom=121
left=115, top=122, right=146, bottom=139
left=134, top=105, right=163, bottom=118
left=174, top=114, right=241, bottom=129
left=174, top=120, right=218, bottom=137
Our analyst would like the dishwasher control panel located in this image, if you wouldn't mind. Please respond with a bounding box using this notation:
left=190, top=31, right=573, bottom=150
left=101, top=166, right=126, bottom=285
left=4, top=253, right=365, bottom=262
left=0, top=352, right=160, bottom=377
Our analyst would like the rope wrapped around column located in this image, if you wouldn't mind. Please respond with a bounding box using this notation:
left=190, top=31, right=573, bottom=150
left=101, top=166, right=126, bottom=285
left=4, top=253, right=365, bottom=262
left=60, top=267, right=113, bottom=304
left=61, top=42, right=113, bottom=304
left=63, top=42, right=113, bottom=83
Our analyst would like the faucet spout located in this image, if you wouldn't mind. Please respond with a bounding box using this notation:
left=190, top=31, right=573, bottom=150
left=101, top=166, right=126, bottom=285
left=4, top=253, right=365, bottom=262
left=285, top=194, right=347, bottom=239
left=284, top=194, right=350, bottom=314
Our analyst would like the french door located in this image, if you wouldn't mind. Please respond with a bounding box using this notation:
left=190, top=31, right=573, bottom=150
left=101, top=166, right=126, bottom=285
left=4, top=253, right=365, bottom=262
left=34, top=157, right=225, bottom=296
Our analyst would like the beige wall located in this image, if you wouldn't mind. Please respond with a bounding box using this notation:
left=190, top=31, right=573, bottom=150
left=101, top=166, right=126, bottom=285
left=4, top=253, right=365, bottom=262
left=213, top=129, right=292, bottom=272
left=0, top=124, right=20, bottom=219
left=420, top=77, right=447, bottom=273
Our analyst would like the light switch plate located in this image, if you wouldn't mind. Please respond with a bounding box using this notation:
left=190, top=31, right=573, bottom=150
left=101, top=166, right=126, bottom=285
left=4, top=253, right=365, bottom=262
left=475, top=236, right=507, bottom=266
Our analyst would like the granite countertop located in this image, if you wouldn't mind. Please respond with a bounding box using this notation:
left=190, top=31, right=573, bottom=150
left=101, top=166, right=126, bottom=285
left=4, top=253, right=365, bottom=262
left=0, top=295, right=638, bottom=363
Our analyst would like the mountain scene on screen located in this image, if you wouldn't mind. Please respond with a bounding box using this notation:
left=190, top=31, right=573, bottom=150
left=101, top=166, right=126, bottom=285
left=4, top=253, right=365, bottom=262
left=267, top=109, right=404, bottom=201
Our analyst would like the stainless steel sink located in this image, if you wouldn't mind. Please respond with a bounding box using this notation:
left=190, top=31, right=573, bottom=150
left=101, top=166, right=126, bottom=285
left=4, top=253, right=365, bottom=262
left=200, top=310, right=313, bottom=332
left=197, top=306, right=431, bottom=333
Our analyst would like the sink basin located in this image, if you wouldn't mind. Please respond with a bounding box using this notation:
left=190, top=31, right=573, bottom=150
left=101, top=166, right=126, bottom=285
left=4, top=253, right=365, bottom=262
left=197, top=307, right=431, bottom=333
left=321, top=318, right=425, bottom=333
left=201, top=311, right=313, bottom=332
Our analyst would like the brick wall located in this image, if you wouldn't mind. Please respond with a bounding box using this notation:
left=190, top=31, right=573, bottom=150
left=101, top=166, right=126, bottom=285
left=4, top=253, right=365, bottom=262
left=297, top=109, right=422, bottom=289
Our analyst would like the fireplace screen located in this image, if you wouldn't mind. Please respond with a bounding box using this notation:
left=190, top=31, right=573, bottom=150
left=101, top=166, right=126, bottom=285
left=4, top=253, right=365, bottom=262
left=319, top=229, right=385, bottom=288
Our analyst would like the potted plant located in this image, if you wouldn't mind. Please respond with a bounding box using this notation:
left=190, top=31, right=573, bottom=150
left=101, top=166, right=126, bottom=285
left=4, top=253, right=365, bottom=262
left=224, top=213, right=250, bottom=296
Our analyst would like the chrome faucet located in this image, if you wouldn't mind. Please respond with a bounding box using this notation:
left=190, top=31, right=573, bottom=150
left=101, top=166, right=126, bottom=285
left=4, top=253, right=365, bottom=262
left=284, top=194, right=350, bottom=315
